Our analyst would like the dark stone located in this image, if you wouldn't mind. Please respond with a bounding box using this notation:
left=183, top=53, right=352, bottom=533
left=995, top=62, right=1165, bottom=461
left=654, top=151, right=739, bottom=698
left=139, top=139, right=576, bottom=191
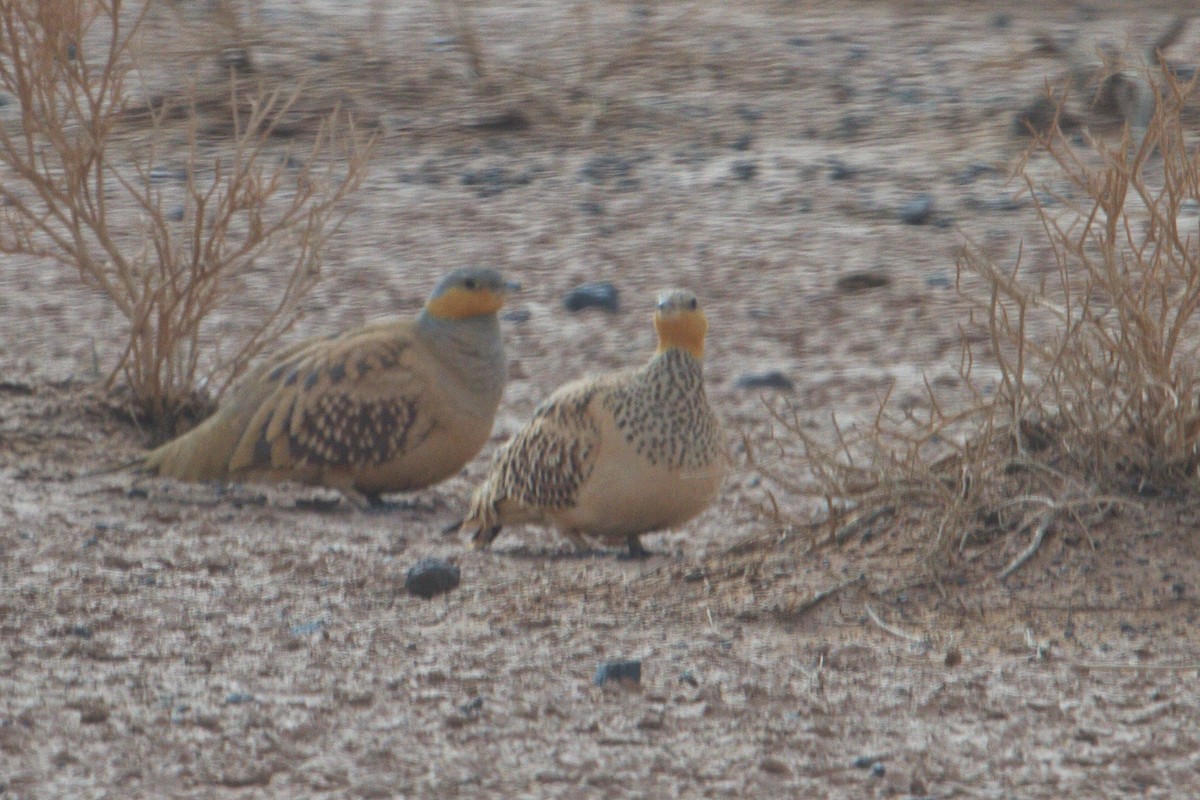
left=899, top=193, right=934, bottom=225
left=828, top=158, right=856, bottom=181
left=461, top=166, right=532, bottom=198
left=225, top=692, right=255, bottom=705
left=1013, top=96, right=1079, bottom=137
left=579, top=154, right=636, bottom=184
left=68, top=624, right=93, bottom=639
left=734, top=370, right=794, bottom=391
left=924, top=272, right=952, bottom=290
left=405, top=557, right=461, bottom=599
left=731, top=161, right=758, bottom=181
left=462, top=109, right=531, bottom=133
left=563, top=282, right=619, bottom=313
left=871, top=762, right=886, bottom=777
left=290, top=620, right=324, bottom=636
left=594, top=659, right=642, bottom=686
left=501, top=308, right=531, bottom=324
left=735, top=104, right=764, bottom=123
left=836, top=271, right=890, bottom=293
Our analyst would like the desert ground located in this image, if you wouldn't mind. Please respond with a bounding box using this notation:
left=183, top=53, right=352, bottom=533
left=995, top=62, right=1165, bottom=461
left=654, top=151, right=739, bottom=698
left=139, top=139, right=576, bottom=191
left=3, top=1, right=1200, bottom=798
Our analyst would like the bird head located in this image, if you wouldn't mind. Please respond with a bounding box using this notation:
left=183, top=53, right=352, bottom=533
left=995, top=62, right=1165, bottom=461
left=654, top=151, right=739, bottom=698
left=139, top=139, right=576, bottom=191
left=423, top=267, right=518, bottom=321
left=653, top=288, right=707, bottom=358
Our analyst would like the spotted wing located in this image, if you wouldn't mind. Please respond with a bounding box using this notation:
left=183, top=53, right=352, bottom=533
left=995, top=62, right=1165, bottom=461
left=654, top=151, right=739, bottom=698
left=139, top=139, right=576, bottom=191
left=227, top=324, right=433, bottom=473
left=485, top=379, right=608, bottom=513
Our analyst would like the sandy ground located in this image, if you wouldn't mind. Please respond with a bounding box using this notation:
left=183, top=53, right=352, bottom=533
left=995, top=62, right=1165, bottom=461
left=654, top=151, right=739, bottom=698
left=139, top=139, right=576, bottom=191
left=3, top=1, right=1200, bottom=797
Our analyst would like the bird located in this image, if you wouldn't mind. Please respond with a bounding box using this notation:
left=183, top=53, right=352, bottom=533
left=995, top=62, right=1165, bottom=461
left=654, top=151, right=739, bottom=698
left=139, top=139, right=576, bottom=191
left=138, top=266, right=516, bottom=508
left=460, top=287, right=725, bottom=557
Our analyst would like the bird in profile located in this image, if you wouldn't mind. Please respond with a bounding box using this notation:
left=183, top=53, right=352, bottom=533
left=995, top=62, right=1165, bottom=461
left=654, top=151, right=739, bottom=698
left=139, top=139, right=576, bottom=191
left=138, top=267, right=516, bottom=508
left=460, top=288, right=725, bottom=557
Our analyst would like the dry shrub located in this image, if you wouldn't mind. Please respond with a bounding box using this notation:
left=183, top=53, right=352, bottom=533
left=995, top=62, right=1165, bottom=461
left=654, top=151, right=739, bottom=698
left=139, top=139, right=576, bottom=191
left=0, top=0, right=372, bottom=436
left=759, top=66, right=1200, bottom=576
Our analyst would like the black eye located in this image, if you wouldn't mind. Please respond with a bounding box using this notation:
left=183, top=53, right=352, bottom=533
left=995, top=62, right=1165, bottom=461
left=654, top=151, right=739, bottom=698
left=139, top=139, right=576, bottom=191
left=689, top=298, right=697, bottom=310
left=464, top=278, right=477, bottom=290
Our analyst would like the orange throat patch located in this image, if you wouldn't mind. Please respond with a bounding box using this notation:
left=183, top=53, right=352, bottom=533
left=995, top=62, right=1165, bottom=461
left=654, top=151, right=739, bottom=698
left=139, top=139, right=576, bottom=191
left=654, top=310, right=707, bottom=358
left=425, top=286, right=506, bottom=320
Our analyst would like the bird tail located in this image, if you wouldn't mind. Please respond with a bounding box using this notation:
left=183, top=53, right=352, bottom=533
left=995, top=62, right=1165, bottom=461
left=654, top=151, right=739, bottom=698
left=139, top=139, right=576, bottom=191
left=138, top=417, right=236, bottom=482
left=459, top=478, right=505, bottom=550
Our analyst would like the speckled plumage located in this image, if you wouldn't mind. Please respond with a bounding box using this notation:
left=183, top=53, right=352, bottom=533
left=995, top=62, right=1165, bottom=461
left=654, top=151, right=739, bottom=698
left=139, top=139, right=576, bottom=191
left=139, top=267, right=513, bottom=507
left=464, top=288, right=724, bottom=555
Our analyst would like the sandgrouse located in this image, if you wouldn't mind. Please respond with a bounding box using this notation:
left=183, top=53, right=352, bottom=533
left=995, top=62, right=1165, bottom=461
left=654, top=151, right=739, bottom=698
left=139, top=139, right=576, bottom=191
left=462, top=288, right=724, bottom=556
left=139, top=267, right=515, bottom=508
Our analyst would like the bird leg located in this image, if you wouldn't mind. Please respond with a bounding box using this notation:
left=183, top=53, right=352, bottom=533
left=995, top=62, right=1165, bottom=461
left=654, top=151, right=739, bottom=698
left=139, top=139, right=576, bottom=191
left=623, top=533, right=649, bottom=559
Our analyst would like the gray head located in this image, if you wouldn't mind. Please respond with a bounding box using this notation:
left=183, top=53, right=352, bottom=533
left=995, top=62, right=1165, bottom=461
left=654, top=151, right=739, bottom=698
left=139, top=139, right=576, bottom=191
left=423, top=267, right=518, bottom=321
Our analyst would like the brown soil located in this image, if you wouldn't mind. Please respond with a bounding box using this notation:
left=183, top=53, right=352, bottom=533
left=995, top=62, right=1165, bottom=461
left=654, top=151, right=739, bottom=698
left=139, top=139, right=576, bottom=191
left=3, top=2, right=1199, bottom=798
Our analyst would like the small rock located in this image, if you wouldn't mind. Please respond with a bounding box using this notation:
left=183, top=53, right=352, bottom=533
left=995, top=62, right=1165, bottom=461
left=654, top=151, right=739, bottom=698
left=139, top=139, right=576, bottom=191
left=290, top=620, right=323, bottom=636
left=871, top=762, right=886, bottom=778
left=78, top=704, right=109, bottom=725
left=734, top=370, right=794, bottom=392
left=461, top=166, right=532, bottom=198
left=563, top=282, right=619, bottom=313
left=836, top=271, right=890, bottom=293
left=579, top=154, right=636, bottom=184
left=828, top=158, right=856, bottom=181
left=734, top=104, right=764, bottom=123
left=924, top=272, right=952, bottom=290
left=148, top=167, right=185, bottom=184
left=731, top=161, right=757, bottom=181
left=898, top=193, right=934, bottom=225
left=462, top=109, right=530, bottom=133
left=225, top=692, right=255, bottom=705
left=594, top=659, right=641, bottom=686
left=760, top=756, right=792, bottom=776
left=954, top=163, right=997, bottom=185
left=218, top=47, right=253, bottom=73
left=501, top=308, right=531, bottom=324
left=68, top=624, right=93, bottom=639
left=1013, top=96, right=1078, bottom=137
left=943, top=647, right=963, bottom=667
left=852, top=755, right=876, bottom=769
left=405, top=557, right=461, bottom=599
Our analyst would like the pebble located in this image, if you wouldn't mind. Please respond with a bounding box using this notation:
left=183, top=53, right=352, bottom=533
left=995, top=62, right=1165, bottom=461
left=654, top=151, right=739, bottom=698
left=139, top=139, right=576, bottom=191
left=579, top=154, right=636, bottom=184
left=828, top=158, right=856, bottom=181
left=731, top=161, right=758, bottom=181
left=404, top=557, right=461, bottom=599
left=836, top=271, right=890, bottom=293
left=501, top=308, right=531, bottom=324
left=924, top=271, right=952, bottom=290
left=899, top=193, right=934, bottom=225
left=460, top=166, right=532, bottom=198
left=594, top=659, right=641, bottom=686
left=734, top=370, right=794, bottom=391
left=225, top=692, right=255, bottom=705
left=68, top=624, right=93, bottom=639
left=563, top=282, right=620, bottom=313
left=290, top=620, right=323, bottom=636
